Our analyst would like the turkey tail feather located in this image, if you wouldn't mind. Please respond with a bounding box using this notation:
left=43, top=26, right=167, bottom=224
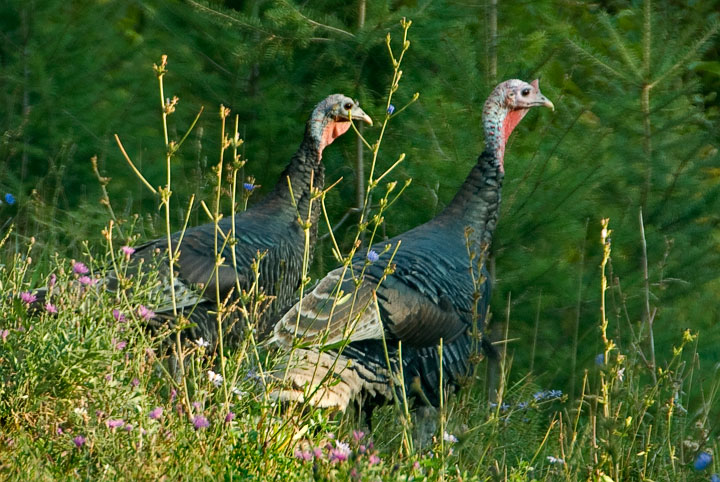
left=272, top=348, right=392, bottom=412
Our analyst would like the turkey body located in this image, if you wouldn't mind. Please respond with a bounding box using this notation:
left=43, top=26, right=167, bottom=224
left=272, top=80, right=553, bottom=411
left=109, top=94, right=372, bottom=347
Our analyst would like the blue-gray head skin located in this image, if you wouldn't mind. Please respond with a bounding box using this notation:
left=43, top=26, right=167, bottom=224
left=482, top=79, right=554, bottom=171
left=307, top=94, right=373, bottom=159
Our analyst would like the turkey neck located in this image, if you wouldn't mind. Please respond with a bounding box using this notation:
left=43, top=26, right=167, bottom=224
left=437, top=99, right=517, bottom=249
left=260, top=117, right=328, bottom=251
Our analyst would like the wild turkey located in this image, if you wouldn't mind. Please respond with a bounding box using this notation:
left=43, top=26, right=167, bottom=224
left=41, top=94, right=371, bottom=348
left=271, top=79, right=553, bottom=411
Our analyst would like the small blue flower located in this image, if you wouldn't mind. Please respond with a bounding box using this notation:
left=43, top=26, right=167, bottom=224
left=595, top=353, right=604, bottom=365
left=367, top=250, right=379, bottom=263
left=243, top=183, right=255, bottom=192
left=533, top=389, right=563, bottom=402
left=4, top=193, right=15, bottom=205
left=387, top=104, right=395, bottom=115
left=711, top=473, right=720, bottom=482
left=694, top=452, right=712, bottom=471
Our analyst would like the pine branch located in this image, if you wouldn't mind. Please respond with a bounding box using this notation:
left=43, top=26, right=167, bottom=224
left=598, top=12, right=642, bottom=79
left=566, top=38, right=634, bottom=84
left=650, top=21, right=720, bottom=89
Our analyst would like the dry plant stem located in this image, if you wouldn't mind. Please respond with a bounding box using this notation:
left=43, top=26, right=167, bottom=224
left=639, top=209, right=657, bottom=383
left=599, top=218, right=612, bottom=419
left=528, top=416, right=558, bottom=468
left=155, top=56, right=191, bottom=415
left=568, top=370, right=588, bottom=458
left=438, top=338, right=445, bottom=480
left=214, top=106, right=230, bottom=407
left=91, top=156, right=122, bottom=237
left=114, top=134, right=157, bottom=195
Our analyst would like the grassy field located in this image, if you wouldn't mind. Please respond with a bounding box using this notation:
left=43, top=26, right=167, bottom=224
left=0, top=222, right=717, bottom=480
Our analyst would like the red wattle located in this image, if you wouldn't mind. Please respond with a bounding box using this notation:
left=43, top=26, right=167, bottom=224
left=319, top=121, right=352, bottom=157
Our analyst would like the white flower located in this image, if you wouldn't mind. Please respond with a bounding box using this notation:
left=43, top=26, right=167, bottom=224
left=546, top=456, right=565, bottom=465
left=443, top=431, right=458, bottom=444
left=194, top=338, right=210, bottom=348
left=617, top=367, right=625, bottom=382
left=231, top=386, right=246, bottom=398
left=334, top=440, right=351, bottom=457
left=207, top=370, right=223, bottom=387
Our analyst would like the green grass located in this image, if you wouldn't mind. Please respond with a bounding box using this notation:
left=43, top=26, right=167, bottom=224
left=0, top=231, right=718, bottom=480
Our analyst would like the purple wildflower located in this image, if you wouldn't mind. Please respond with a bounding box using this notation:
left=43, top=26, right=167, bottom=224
left=113, top=339, right=127, bottom=350
left=77, top=275, right=94, bottom=286
left=387, top=104, right=396, bottom=115
left=358, top=444, right=366, bottom=454
left=149, top=407, right=163, bottom=420
left=295, top=449, right=313, bottom=462
left=243, top=183, right=255, bottom=191
left=192, top=401, right=202, bottom=412
left=694, top=452, right=712, bottom=471
left=120, top=246, right=135, bottom=258
left=107, top=419, right=125, bottom=429
left=192, top=415, right=210, bottom=430
left=367, top=250, right=379, bottom=263
left=329, top=440, right=351, bottom=463
left=413, top=461, right=420, bottom=470
left=313, top=447, right=323, bottom=459
left=48, top=273, right=57, bottom=288
left=73, top=262, right=89, bottom=275
left=131, top=378, right=140, bottom=387
left=45, top=302, right=58, bottom=314
left=329, top=449, right=349, bottom=463
left=369, top=454, right=381, bottom=465
left=353, top=430, right=365, bottom=443
left=19, top=291, right=36, bottom=304
left=112, top=309, right=126, bottom=323
left=137, top=305, right=155, bottom=321
left=57, top=427, right=63, bottom=435
left=73, top=435, right=86, bottom=448
left=224, top=412, right=235, bottom=423
left=1, top=329, right=9, bottom=342
left=124, top=424, right=133, bottom=432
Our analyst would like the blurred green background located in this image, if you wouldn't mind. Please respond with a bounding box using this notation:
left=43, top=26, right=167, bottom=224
left=1, top=0, right=719, bottom=396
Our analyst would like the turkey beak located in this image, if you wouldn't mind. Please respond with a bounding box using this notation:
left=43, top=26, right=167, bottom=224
left=536, top=93, right=554, bottom=111
left=531, top=79, right=554, bottom=111
left=350, top=106, right=373, bottom=126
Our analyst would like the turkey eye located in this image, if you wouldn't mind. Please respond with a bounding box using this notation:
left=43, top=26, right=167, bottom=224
left=521, top=88, right=531, bottom=96
left=344, top=102, right=353, bottom=110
